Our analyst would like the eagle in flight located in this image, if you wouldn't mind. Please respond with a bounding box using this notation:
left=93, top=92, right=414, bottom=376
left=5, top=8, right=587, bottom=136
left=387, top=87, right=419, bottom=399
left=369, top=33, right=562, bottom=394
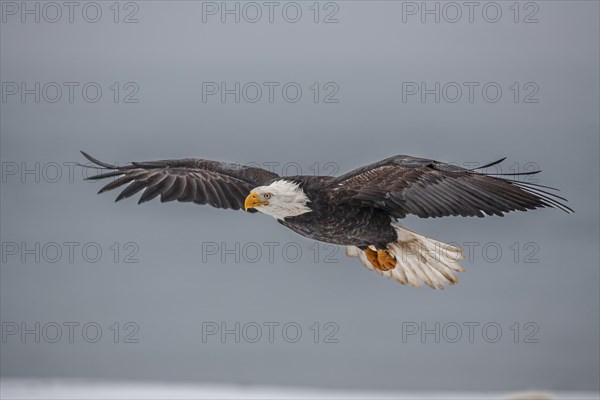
left=81, top=151, right=572, bottom=289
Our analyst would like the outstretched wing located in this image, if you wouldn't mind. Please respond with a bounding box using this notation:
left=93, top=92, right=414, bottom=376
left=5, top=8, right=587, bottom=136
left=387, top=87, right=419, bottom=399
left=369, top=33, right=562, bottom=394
left=80, top=151, right=279, bottom=211
left=327, top=155, right=572, bottom=218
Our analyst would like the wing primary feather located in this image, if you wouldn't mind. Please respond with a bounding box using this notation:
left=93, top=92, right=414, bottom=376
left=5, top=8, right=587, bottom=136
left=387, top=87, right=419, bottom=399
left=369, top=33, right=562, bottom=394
left=179, top=177, right=197, bottom=202
left=98, top=175, right=136, bottom=194
left=157, top=175, right=177, bottom=202
left=470, top=157, right=507, bottom=171
left=115, top=181, right=147, bottom=202
left=161, top=176, right=187, bottom=203
left=478, top=170, right=541, bottom=176
left=80, top=151, right=123, bottom=169
left=510, top=181, right=570, bottom=202
left=85, top=171, right=123, bottom=180
left=193, top=179, right=209, bottom=205
left=137, top=174, right=168, bottom=204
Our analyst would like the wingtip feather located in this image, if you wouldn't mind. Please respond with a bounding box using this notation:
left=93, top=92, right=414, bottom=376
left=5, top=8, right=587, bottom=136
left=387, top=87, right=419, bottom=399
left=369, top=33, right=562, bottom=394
left=80, top=151, right=119, bottom=169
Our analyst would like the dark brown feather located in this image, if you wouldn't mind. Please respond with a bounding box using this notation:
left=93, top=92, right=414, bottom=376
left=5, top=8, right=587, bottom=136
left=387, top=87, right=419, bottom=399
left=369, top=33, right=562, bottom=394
left=327, top=155, right=572, bottom=218
left=81, top=151, right=278, bottom=210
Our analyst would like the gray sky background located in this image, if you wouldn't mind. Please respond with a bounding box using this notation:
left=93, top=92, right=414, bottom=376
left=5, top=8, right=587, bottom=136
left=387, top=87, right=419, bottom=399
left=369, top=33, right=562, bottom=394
left=1, top=0, right=599, bottom=392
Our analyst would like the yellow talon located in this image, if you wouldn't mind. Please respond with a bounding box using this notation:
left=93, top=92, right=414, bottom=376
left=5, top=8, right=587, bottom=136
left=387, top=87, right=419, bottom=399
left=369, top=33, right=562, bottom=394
left=377, top=249, right=396, bottom=271
left=364, top=247, right=396, bottom=271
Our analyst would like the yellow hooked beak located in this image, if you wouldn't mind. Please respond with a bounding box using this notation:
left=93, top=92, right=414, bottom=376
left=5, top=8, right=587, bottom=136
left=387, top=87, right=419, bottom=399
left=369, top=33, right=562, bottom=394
left=244, top=193, right=269, bottom=211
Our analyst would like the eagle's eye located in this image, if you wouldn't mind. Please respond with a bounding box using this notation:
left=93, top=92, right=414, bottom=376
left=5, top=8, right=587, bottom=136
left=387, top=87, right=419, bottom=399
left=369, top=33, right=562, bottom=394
left=263, top=193, right=272, bottom=199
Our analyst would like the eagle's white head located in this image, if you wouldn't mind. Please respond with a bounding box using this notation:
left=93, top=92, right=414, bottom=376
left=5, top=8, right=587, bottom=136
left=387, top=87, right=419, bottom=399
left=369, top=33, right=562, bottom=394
left=244, top=180, right=312, bottom=220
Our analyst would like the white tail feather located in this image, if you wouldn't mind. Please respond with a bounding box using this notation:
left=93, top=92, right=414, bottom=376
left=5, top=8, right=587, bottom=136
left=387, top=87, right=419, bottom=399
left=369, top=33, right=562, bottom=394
left=346, top=223, right=465, bottom=289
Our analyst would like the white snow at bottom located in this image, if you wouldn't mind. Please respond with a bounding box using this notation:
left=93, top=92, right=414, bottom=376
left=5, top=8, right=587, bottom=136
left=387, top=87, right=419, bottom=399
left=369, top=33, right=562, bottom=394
left=1, top=379, right=599, bottom=400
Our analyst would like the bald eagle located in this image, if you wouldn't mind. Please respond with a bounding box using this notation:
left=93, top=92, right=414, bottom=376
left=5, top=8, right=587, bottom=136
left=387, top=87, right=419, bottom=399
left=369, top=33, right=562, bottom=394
left=81, top=151, right=572, bottom=289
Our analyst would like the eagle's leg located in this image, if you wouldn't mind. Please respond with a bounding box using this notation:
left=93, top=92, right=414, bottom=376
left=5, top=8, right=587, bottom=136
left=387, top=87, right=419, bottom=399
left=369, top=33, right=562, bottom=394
left=364, top=247, right=380, bottom=269
left=377, top=249, right=396, bottom=271
left=364, top=247, right=396, bottom=271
